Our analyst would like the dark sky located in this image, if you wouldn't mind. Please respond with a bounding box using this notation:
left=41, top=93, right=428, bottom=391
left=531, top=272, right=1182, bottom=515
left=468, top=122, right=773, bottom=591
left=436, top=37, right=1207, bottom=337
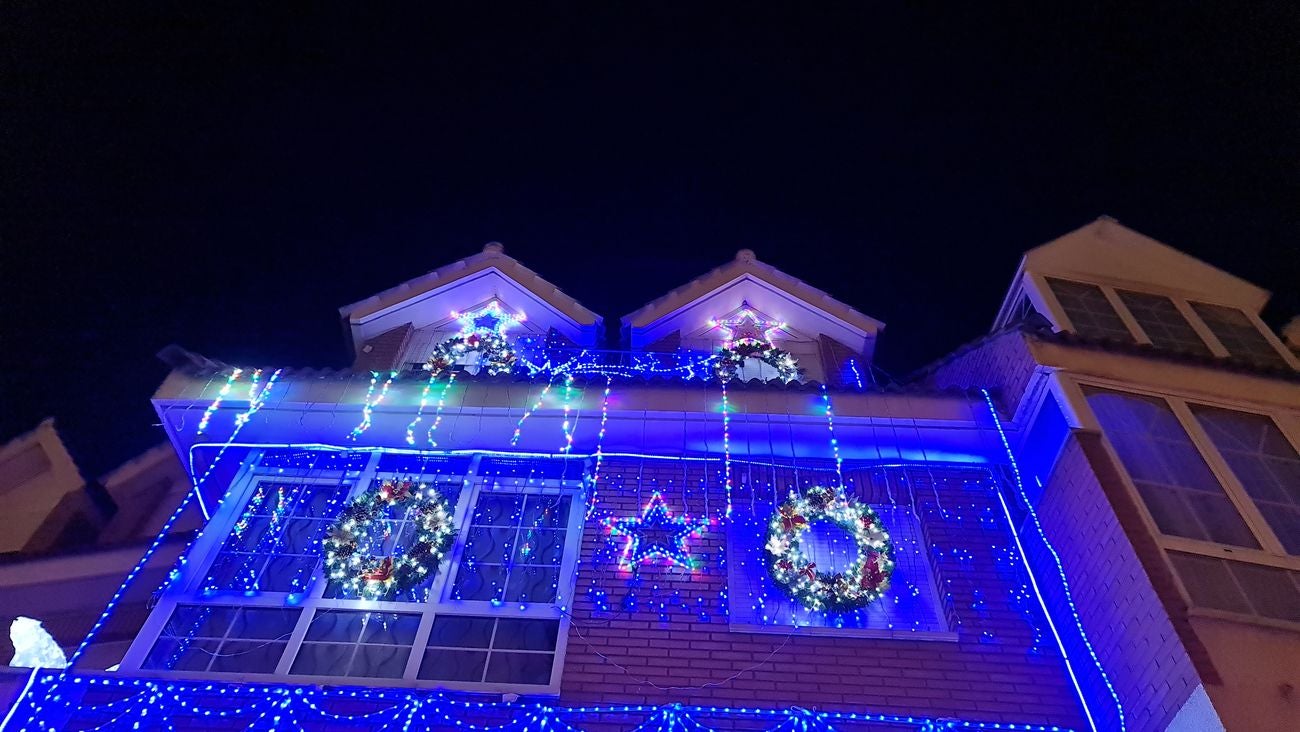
left=3, top=4, right=1298, bottom=476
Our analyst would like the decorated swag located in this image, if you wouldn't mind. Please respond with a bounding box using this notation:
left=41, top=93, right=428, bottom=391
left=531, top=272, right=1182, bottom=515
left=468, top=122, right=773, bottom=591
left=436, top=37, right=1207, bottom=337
left=713, top=341, right=800, bottom=383
left=425, top=330, right=517, bottom=376
left=324, top=480, right=457, bottom=600
left=764, top=486, right=895, bottom=612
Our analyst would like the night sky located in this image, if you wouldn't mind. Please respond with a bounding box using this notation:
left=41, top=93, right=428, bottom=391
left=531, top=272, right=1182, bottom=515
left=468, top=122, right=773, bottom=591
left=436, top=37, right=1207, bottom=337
left=3, top=5, right=1298, bottom=476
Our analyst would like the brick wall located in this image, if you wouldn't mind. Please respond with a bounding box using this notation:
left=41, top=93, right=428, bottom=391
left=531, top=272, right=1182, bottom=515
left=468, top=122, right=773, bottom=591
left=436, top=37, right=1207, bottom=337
left=354, top=322, right=414, bottom=371
left=922, top=330, right=1038, bottom=418
left=560, top=457, right=1086, bottom=728
left=1026, top=433, right=1204, bottom=732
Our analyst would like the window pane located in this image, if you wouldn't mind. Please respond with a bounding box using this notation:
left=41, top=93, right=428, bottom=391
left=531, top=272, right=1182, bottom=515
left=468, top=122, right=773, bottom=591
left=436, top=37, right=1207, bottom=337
left=349, top=644, right=412, bottom=678
left=1191, top=405, right=1300, bottom=554
left=494, top=619, right=559, bottom=651
left=486, top=652, right=554, bottom=685
left=1191, top=303, right=1288, bottom=368
left=1230, top=563, right=1300, bottom=622
left=209, top=641, right=287, bottom=674
left=1046, top=278, right=1133, bottom=341
left=144, top=604, right=300, bottom=673
left=1086, top=388, right=1258, bottom=548
left=1168, top=553, right=1252, bottom=614
left=419, top=649, right=487, bottom=681
left=427, top=616, right=494, bottom=648
left=290, top=643, right=352, bottom=676
left=1116, top=291, right=1211, bottom=355
left=203, top=481, right=351, bottom=594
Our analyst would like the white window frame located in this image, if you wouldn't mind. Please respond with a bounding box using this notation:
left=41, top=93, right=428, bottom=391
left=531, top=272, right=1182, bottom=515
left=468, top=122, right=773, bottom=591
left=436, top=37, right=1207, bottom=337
left=1058, top=376, right=1300, bottom=629
left=1031, top=273, right=1299, bottom=370
left=119, top=451, right=587, bottom=695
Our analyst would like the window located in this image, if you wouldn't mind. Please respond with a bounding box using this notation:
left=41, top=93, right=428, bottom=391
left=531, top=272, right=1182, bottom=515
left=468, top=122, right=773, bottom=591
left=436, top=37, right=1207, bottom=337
left=1191, top=405, right=1300, bottom=555
left=1191, top=302, right=1289, bottom=368
left=419, top=616, right=561, bottom=685
left=1083, top=385, right=1300, bottom=627
left=1116, top=290, right=1212, bottom=356
left=290, top=611, right=421, bottom=679
left=203, top=480, right=353, bottom=595
left=124, top=451, right=585, bottom=692
left=452, top=493, right=573, bottom=604
left=1045, top=278, right=1134, bottom=341
left=1168, top=553, right=1300, bottom=624
left=143, top=604, right=301, bottom=673
left=726, top=466, right=953, bottom=639
left=1084, top=388, right=1259, bottom=548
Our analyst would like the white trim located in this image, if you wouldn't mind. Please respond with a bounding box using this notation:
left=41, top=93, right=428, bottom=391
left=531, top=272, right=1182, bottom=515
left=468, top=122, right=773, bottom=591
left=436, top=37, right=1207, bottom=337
left=123, top=450, right=585, bottom=696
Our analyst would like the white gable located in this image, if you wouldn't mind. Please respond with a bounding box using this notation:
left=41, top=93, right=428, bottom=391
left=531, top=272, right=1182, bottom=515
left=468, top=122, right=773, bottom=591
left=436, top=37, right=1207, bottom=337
left=341, top=243, right=602, bottom=354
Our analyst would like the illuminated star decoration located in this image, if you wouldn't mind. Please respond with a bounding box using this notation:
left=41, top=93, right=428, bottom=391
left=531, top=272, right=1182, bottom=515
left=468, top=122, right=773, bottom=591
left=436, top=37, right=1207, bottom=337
left=451, top=300, right=526, bottom=337
left=603, top=492, right=712, bottom=571
left=708, top=301, right=787, bottom=348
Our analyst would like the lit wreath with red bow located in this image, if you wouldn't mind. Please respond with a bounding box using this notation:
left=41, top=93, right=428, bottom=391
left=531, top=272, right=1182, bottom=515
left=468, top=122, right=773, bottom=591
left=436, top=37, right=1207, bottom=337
left=425, top=331, right=517, bottom=377
left=323, top=480, right=456, bottom=600
left=765, top=486, right=894, bottom=612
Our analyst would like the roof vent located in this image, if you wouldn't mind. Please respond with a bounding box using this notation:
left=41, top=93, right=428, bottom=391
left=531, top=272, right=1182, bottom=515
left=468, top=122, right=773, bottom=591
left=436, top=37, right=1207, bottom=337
left=483, top=242, right=505, bottom=255
left=736, top=248, right=756, bottom=263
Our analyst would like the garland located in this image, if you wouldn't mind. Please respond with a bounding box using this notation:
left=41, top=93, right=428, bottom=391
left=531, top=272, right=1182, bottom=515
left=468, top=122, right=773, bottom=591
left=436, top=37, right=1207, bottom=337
left=323, top=480, right=456, bottom=600
left=714, top=341, right=800, bottom=383
left=425, top=331, right=517, bottom=376
left=765, top=486, right=894, bottom=612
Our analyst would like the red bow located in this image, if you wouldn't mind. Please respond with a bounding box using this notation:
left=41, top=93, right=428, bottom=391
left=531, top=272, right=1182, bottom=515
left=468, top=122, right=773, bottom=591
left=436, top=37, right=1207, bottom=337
left=799, top=563, right=818, bottom=581
left=380, top=481, right=412, bottom=503
left=776, top=559, right=794, bottom=573
left=779, top=505, right=808, bottom=532
left=360, top=557, right=394, bottom=582
left=466, top=334, right=481, bottom=347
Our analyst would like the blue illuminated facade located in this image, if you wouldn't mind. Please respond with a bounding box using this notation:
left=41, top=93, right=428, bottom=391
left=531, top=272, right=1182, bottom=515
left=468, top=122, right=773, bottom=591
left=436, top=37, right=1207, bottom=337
left=3, top=241, right=1173, bottom=732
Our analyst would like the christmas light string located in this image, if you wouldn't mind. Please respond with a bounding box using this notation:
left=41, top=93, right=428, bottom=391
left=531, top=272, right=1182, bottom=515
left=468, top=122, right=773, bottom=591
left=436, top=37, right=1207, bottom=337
left=404, top=373, right=438, bottom=445
left=980, top=389, right=1122, bottom=732
left=196, top=367, right=243, bottom=435
left=188, top=368, right=283, bottom=519
left=720, top=381, right=733, bottom=519
left=349, top=370, right=397, bottom=440
left=511, top=376, right=556, bottom=445
left=585, top=376, right=613, bottom=520
left=10, top=673, right=1079, bottom=732
left=424, top=372, right=458, bottom=447
left=560, top=373, right=576, bottom=453
left=821, top=384, right=843, bottom=486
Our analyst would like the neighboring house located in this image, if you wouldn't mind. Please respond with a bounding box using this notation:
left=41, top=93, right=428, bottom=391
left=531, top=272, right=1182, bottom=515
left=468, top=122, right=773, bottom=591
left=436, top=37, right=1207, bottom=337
left=5, top=225, right=1297, bottom=732
left=922, top=217, right=1300, bottom=731
left=0, top=426, right=199, bottom=698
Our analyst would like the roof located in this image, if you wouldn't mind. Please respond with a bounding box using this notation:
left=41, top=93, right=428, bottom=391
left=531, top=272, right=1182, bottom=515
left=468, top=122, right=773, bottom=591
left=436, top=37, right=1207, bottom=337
left=911, top=314, right=1300, bottom=384
left=620, top=249, right=885, bottom=332
left=339, top=242, right=601, bottom=326
left=1021, top=216, right=1272, bottom=311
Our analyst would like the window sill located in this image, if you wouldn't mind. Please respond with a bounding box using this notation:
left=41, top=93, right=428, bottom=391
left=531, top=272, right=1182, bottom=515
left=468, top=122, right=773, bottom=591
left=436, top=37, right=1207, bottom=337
left=727, top=622, right=958, bottom=642
left=1187, top=607, right=1300, bottom=635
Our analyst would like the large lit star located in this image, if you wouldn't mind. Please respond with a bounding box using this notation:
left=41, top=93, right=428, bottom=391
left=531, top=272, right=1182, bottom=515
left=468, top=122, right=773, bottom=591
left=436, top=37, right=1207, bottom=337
left=450, top=300, right=526, bottom=336
left=603, top=492, right=711, bottom=571
left=708, top=302, right=786, bottom=347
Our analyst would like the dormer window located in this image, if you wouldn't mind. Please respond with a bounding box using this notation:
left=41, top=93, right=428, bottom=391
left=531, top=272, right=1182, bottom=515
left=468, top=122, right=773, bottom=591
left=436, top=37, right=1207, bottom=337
left=1115, top=290, right=1212, bottom=356
left=1044, top=277, right=1133, bottom=342
left=1191, top=302, right=1290, bottom=369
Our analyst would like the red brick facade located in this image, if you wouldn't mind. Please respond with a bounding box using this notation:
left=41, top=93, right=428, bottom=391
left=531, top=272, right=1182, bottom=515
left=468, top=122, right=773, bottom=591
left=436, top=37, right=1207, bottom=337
left=560, top=457, right=1086, bottom=727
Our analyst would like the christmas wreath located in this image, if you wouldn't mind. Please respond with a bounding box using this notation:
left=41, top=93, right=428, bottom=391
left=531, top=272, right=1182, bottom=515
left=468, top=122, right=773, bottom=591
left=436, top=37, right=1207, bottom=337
left=425, top=331, right=517, bottom=376
left=765, top=486, right=894, bottom=612
left=323, top=480, right=456, bottom=600
left=714, top=341, right=800, bottom=383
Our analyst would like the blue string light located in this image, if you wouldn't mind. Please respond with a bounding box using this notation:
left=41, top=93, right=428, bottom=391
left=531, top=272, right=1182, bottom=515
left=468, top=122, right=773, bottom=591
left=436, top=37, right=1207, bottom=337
left=980, top=389, right=1124, bottom=732
left=11, top=671, right=1077, bottom=731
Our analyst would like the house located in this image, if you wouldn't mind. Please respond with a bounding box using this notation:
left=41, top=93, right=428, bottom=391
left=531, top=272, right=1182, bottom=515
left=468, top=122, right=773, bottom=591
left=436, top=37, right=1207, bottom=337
left=5, top=223, right=1297, bottom=731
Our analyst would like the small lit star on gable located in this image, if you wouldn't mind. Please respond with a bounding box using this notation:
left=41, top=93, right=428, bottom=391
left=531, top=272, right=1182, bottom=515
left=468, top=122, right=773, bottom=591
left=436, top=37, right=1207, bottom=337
left=602, top=492, right=712, bottom=571
left=708, top=302, right=787, bottom=347
left=451, top=300, right=526, bottom=336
